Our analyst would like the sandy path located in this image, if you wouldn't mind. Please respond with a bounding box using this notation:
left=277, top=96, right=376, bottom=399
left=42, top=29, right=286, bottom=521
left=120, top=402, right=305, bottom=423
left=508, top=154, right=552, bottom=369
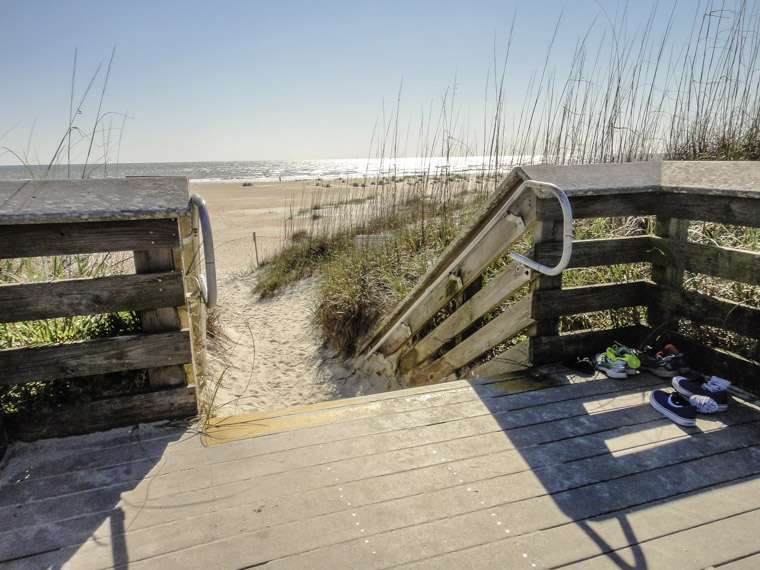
left=195, top=181, right=393, bottom=417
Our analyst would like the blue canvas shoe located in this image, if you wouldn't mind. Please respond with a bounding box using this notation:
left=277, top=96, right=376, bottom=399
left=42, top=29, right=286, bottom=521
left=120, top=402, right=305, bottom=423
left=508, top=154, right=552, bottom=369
left=649, top=390, right=697, bottom=426
left=672, top=376, right=730, bottom=411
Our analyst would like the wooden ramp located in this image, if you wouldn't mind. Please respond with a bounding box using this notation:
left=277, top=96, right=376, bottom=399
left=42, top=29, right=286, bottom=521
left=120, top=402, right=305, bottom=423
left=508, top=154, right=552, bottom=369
left=1, top=369, right=760, bottom=569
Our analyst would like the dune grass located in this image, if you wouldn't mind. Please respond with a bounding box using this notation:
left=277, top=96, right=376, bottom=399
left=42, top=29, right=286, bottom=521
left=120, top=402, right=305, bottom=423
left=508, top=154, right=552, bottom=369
left=257, top=0, right=760, bottom=360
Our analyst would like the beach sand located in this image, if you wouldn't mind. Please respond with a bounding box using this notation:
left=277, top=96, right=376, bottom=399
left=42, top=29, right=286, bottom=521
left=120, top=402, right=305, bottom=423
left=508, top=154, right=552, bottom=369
left=194, top=181, right=394, bottom=417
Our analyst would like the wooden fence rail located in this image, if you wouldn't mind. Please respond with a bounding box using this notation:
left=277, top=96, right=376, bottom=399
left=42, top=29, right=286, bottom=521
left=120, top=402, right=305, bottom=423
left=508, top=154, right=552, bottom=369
left=362, top=162, right=760, bottom=391
left=0, top=177, right=204, bottom=442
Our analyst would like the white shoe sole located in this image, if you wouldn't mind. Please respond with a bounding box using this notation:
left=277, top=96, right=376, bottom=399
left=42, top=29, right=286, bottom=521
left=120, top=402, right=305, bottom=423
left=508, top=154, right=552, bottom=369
left=649, top=392, right=696, bottom=426
left=671, top=379, right=729, bottom=412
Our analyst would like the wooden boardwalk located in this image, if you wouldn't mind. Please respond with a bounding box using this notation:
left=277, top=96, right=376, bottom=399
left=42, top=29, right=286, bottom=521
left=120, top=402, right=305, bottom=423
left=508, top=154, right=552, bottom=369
left=1, top=368, right=760, bottom=569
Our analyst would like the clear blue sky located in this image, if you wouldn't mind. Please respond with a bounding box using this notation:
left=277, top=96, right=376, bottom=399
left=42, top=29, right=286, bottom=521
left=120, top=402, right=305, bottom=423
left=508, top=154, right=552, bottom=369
left=1, top=0, right=706, bottom=164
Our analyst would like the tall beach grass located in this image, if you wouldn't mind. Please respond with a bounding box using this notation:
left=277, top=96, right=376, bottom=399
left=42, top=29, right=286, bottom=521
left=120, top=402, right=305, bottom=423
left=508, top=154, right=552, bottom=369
left=257, top=0, right=760, bottom=361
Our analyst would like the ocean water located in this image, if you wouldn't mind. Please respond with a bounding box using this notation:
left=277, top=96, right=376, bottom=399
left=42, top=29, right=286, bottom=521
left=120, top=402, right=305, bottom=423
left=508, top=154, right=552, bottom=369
left=0, top=155, right=512, bottom=184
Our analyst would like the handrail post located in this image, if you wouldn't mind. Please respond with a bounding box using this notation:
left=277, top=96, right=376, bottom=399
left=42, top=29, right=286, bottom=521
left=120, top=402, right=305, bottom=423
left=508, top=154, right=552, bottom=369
left=527, top=217, right=565, bottom=364
left=649, top=216, right=688, bottom=333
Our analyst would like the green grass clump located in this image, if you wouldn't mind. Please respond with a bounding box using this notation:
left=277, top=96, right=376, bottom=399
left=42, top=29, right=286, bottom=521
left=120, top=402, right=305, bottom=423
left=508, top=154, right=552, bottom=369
left=254, top=233, right=345, bottom=298
left=255, top=174, right=487, bottom=356
left=1, top=311, right=144, bottom=415
left=0, top=253, right=151, bottom=415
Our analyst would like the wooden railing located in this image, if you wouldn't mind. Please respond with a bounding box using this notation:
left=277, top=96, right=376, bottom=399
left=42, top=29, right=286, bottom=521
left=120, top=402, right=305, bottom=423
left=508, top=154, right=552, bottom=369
left=0, top=177, right=208, bottom=441
left=361, top=161, right=760, bottom=390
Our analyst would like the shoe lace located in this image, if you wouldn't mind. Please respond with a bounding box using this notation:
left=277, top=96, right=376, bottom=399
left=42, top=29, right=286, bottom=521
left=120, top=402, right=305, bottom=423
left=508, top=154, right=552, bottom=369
left=689, top=395, right=719, bottom=413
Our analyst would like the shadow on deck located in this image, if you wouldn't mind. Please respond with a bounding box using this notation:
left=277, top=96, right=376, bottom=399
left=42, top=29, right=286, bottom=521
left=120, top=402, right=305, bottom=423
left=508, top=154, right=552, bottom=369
left=1, top=368, right=759, bottom=568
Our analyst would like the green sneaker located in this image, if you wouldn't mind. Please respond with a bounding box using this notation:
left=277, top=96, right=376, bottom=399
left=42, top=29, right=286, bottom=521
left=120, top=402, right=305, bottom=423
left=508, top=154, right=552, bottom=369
left=605, top=342, right=641, bottom=373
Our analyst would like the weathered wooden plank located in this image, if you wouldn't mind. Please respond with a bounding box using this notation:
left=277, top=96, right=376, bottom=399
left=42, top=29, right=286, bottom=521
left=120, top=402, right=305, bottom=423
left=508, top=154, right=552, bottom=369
left=532, top=281, right=655, bottom=319
left=133, top=249, right=187, bottom=387
left=539, top=191, right=662, bottom=220
left=657, top=193, right=760, bottom=228
left=399, top=264, right=532, bottom=374
left=472, top=338, right=532, bottom=377
left=359, top=168, right=529, bottom=355
left=0, top=375, right=656, bottom=500
left=0, top=177, right=190, bottom=225
left=0, top=331, right=192, bottom=385
left=656, top=286, right=760, bottom=340
left=649, top=217, right=689, bottom=331
left=0, top=382, right=664, bottom=527
left=4, top=386, right=197, bottom=441
left=5, top=372, right=757, bottom=569
left=539, top=191, right=760, bottom=227
left=22, top=414, right=759, bottom=569
left=534, top=236, right=663, bottom=268
left=365, top=174, right=537, bottom=356
left=653, top=330, right=760, bottom=389
left=0, top=381, right=679, bottom=564
left=669, top=240, right=760, bottom=286
left=530, top=325, right=648, bottom=364
left=0, top=218, right=181, bottom=259
left=529, top=217, right=564, bottom=338
left=536, top=236, right=760, bottom=286
left=398, top=478, right=760, bottom=570
left=0, top=271, right=184, bottom=323
left=379, top=194, right=537, bottom=358
left=410, top=296, right=534, bottom=386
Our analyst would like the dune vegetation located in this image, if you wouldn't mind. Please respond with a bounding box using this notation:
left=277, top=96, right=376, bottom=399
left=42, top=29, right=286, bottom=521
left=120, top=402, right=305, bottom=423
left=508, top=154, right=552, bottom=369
left=256, top=0, right=760, bottom=359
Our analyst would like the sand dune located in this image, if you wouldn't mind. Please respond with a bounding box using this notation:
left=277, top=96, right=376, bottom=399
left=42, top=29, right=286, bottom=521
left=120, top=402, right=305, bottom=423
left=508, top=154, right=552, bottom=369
left=194, top=181, right=395, bottom=417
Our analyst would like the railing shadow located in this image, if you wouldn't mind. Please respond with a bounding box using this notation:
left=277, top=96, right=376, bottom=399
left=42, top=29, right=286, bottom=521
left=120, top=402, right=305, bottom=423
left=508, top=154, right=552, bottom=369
left=0, top=423, right=188, bottom=568
left=468, top=367, right=760, bottom=568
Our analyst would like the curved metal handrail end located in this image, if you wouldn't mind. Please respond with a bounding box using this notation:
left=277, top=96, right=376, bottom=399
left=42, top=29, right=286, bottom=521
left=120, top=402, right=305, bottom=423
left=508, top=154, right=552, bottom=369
left=510, top=181, right=573, bottom=276
left=190, top=193, right=217, bottom=309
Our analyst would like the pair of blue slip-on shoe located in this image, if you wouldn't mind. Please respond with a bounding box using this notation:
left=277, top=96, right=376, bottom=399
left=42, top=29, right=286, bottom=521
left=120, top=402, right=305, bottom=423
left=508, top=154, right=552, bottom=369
left=672, top=375, right=731, bottom=411
left=649, top=376, right=731, bottom=426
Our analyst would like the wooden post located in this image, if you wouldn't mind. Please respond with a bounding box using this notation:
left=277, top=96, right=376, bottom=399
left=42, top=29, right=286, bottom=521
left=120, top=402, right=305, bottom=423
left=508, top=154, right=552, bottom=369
left=180, top=215, right=207, bottom=389
left=252, top=231, right=260, bottom=267
left=134, top=228, right=187, bottom=387
left=649, top=217, right=688, bottom=334
left=455, top=275, right=483, bottom=344
left=527, top=216, right=564, bottom=364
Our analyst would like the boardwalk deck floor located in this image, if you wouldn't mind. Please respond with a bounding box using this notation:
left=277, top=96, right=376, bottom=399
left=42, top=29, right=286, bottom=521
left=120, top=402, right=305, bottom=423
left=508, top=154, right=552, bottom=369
left=1, top=367, right=759, bottom=569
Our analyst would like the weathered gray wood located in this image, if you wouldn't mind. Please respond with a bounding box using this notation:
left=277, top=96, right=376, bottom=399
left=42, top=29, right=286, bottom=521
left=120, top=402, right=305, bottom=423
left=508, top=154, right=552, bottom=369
left=0, top=331, right=192, bottom=385
left=658, top=330, right=760, bottom=387
left=3, top=371, right=758, bottom=568
left=540, top=191, right=760, bottom=227
left=4, top=386, right=197, bottom=441
left=538, top=237, right=760, bottom=285
left=0, top=219, right=181, bottom=258
left=658, top=193, right=760, bottom=227
left=532, top=281, right=656, bottom=319
left=178, top=215, right=204, bottom=389
left=528, top=217, right=564, bottom=339
left=398, top=263, right=532, bottom=374
left=529, top=325, right=648, bottom=364
left=0, top=177, right=190, bottom=224
left=410, top=296, right=534, bottom=386
left=133, top=249, right=186, bottom=387
left=667, top=240, right=760, bottom=286
left=658, top=286, right=760, bottom=340
left=378, top=190, right=538, bottom=357
left=0, top=271, right=184, bottom=323
left=360, top=167, right=532, bottom=355
left=539, top=191, right=661, bottom=220
left=472, top=338, right=532, bottom=377
left=534, top=235, right=662, bottom=268
left=649, top=217, right=688, bottom=331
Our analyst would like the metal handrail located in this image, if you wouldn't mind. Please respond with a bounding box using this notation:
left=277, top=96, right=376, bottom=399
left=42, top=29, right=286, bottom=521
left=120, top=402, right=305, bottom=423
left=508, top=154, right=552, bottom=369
left=509, top=180, right=573, bottom=276
left=366, top=178, right=572, bottom=356
left=190, top=193, right=217, bottom=308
